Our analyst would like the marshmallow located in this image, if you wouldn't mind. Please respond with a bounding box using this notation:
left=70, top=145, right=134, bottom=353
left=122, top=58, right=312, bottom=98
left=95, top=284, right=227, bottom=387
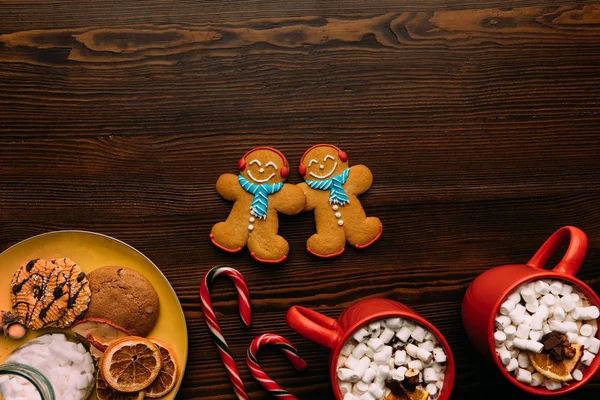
left=523, top=314, right=532, bottom=327
left=529, top=330, right=543, bottom=342
left=410, top=326, right=427, bottom=342
left=496, top=347, right=511, bottom=365
left=391, top=366, right=407, bottom=381
left=572, top=306, right=600, bottom=321
left=561, top=295, right=576, bottom=313
left=534, top=280, right=550, bottom=295
left=416, top=348, right=433, bottom=363
left=366, top=338, right=384, bottom=352
left=344, top=355, right=360, bottom=369
left=423, top=367, right=437, bottom=383
left=359, top=392, right=375, bottom=400
left=339, top=382, right=353, bottom=395
left=419, top=340, right=435, bottom=352
left=506, top=357, right=519, bottom=372
left=352, top=343, right=369, bottom=359
left=433, top=348, right=447, bottom=363
left=541, top=293, right=556, bottom=307
left=572, top=369, right=583, bottom=381
left=581, top=350, right=595, bottom=366
left=407, top=360, right=423, bottom=370
left=508, top=304, right=527, bottom=325
left=517, top=352, right=530, bottom=368
left=513, top=338, right=543, bottom=353
left=385, top=318, right=403, bottom=329
left=586, top=337, right=600, bottom=354
left=531, top=372, right=545, bottom=387
left=373, top=346, right=392, bottom=365
left=500, top=300, right=516, bottom=315
left=377, top=365, right=390, bottom=380
left=368, top=322, right=381, bottom=337
left=521, top=288, right=537, bottom=303
left=338, top=356, right=348, bottom=368
left=504, top=325, right=516, bottom=340
left=405, top=343, right=419, bottom=358
left=338, top=368, right=360, bottom=382
left=394, top=326, right=411, bottom=343
left=508, top=291, right=522, bottom=304
left=552, top=305, right=566, bottom=321
left=504, top=340, right=515, bottom=350
left=365, top=348, right=375, bottom=359
left=516, top=324, right=531, bottom=339
left=516, top=368, right=532, bottom=384
left=549, top=319, right=578, bottom=333
left=494, top=331, right=507, bottom=347
left=495, top=315, right=513, bottom=330
left=362, top=368, right=377, bottom=383
left=344, top=394, right=359, bottom=400
left=355, top=357, right=371, bottom=379
left=544, top=380, right=562, bottom=390
left=560, top=284, right=574, bottom=296
left=549, top=280, right=563, bottom=295
left=368, top=383, right=384, bottom=399
left=526, top=301, right=539, bottom=314
left=542, top=323, right=552, bottom=335
left=531, top=305, right=549, bottom=330
left=354, top=381, right=369, bottom=394
left=580, top=324, right=594, bottom=337
left=394, top=350, right=406, bottom=366
left=379, top=328, right=395, bottom=344
left=425, top=383, right=437, bottom=396
left=566, top=332, right=580, bottom=343
left=353, top=328, right=369, bottom=343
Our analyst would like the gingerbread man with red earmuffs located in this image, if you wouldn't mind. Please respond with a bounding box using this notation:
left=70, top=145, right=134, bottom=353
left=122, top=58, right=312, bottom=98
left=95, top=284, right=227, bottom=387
left=297, top=144, right=383, bottom=258
left=210, top=147, right=306, bottom=263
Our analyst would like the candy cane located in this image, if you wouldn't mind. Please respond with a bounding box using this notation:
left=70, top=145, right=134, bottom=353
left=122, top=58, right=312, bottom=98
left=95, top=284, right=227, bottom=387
left=246, top=333, right=308, bottom=399
left=200, top=266, right=251, bottom=400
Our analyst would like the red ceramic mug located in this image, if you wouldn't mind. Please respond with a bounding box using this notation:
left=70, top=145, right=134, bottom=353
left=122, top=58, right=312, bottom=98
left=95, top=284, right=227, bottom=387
left=286, top=298, right=455, bottom=399
left=462, top=225, right=600, bottom=395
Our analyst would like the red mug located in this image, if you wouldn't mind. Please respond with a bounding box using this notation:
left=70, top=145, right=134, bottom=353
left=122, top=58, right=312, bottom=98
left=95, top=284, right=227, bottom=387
left=286, top=298, right=455, bottom=399
left=462, top=225, right=600, bottom=395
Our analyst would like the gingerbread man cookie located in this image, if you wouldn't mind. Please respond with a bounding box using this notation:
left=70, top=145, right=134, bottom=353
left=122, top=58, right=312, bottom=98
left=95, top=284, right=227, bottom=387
left=210, top=147, right=306, bottom=263
left=297, top=144, right=382, bottom=258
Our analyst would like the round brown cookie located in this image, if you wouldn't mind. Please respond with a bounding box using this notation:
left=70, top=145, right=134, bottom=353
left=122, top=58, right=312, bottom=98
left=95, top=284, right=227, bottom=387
left=10, top=259, right=69, bottom=330
left=85, top=266, right=160, bottom=337
left=52, top=257, right=91, bottom=328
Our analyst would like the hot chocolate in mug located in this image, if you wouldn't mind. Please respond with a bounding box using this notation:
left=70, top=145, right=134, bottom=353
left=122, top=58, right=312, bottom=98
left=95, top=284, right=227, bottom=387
left=462, top=225, right=600, bottom=395
left=287, top=298, right=455, bottom=399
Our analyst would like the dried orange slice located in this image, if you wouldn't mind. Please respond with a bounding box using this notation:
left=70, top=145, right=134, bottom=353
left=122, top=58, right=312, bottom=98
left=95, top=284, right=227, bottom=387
left=529, top=345, right=584, bottom=381
left=145, top=338, right=180, bottom=398
left=385, top=389, right=430, bottom=400
left=100, top=336, right=162, bottom=392
left=96, top=368, right=145, bottom=400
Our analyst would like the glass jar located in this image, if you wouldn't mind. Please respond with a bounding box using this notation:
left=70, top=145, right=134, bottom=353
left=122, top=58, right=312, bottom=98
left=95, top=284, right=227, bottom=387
left=0, top=332, right=95, bottom=400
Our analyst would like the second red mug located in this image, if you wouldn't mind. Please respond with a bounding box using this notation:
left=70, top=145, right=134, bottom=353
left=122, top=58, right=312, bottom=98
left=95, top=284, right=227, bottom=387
left=287, top=297, right=455, bottom=399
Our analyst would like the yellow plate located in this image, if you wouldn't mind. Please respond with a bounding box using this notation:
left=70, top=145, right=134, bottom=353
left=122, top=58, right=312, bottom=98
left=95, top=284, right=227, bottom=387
left=0, top=230, right=187, bottom=399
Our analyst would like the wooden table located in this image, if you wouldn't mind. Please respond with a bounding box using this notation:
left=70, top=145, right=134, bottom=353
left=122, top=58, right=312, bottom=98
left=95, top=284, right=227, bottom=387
left=1, top=1, right=599, bottom=399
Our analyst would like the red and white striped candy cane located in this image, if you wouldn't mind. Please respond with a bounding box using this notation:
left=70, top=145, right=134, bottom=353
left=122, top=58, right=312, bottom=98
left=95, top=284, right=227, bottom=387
left=246, top=333, right=308, bottom=399
left=200, top=266, right=251, bottom=400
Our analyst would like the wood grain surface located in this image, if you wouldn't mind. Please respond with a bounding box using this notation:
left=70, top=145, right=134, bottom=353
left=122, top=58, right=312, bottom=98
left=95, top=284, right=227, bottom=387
left=1, top=1, right=600, bottom=399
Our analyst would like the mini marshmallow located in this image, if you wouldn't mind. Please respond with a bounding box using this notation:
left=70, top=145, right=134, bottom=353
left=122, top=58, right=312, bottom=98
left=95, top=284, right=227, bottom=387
left=423, top=367, right=437, bottom=383
left=410, top=326, right=427, bottom=342
left=543, top=323, right=552, bottom=335
left=516, top=368, right=532, bottom=384
left=544, top=380, right=562, bottom=390
left=407, top=360, right=423, bottom=370
left=571, top=293, right=581, bottom=305
left=527, top=340, right=544, bottom=353
left=526, top=301, right=539, bottom=314
left=586, top=337, right=600, bottom=354
left=496, top=347, right=511, bottom=365
left=379, top=328, right=395, bottom=344
left=531, top=305, right=549, bottom=330
left=405, top=343, right=419, bottom=358
left=581, top=350, right=595, bottom=366
left=338, top=356, right=348, bottom=368
left=344, top=355, right=360, bottom=369
left=339, top=382, right=353, bottom=395
left=534, top=280, right=550, bottom=295
left=359, top=392, right=375, bottom=400
left=385, top=318, right=403, bottom=329
left=373, top=346, right=392, bottom=365
left=560, top=284, right=574, bottom=297
left=566, top=332, right=580, bottom=343
left=416, top=348, right=433, bottom=363
left=541, top=293, right=556, bottom=307
left=368, top=384, right=384, bottom=399
left=516, top=324, right=531, bottom=339
left=531, top=372, right=545, bottom=387
left=504, top=325, right=516, bottom=340
left=368, top=321, right=381, bottom=337
left=508, top=291, right=522, bottom=304
left=377, top=365, right=390, bottom=380
left=433, top=348, right=447, bottom=363
left=391, top=366, right=407, bottom=381
left=572, top=369, right=583, bottom=381
left=394, top=326, right=411, bottom=343
left=529, top=330, right=543, bottom=342
left=572, top=306, right=600, bottom=321
left=495, top=315, right=513, bottom=330
left=353, top=328, right=370, bottom=343
left=394, top=350, right=406, bottom=366
left=504, top=340, right=515, bottom=350
left=366, top=338, right=384, bottom=352
left=494, top=331, right=507, bottom=347
left=500, top=300, right=516, bottom=315
left=506, top=358, right=519, bottom=372
left=419, top=340, right=435, bottom=352
left=352, top=343, right=369, bottom=359
left=561, top=295, right=576, bottom=313
left=580, top=324, right=594, bottom=337
left=338, top=368, right=360, bottom=382
left=552, top=305, right=566, bottom=321
left=425, top=383, right=437, bottom=396
left=521, top=288, right=537, bottom=304
left=365, top=348, right=375, bottom=359
left=344, top=393, right=359, bottom=400
left=523, top=314, right=532, bottom=327
left=549, top=280, right=563, bottom=295
left=549, top=319, right=578, bottom=334
left=355, top=357, right=371, bottom=379
left=362, top=368, right=376, bottom=383
left=508, top=304, right=527, bottom=325
left=517, top=352, right=530, bottom=368
left=354, top=381, right=369, bottom=394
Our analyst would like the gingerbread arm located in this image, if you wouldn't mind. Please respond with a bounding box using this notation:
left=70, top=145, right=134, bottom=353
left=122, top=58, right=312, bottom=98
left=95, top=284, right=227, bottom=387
left=215, top=173, right=244, bottom=201
left=296, top=182, right=317, bottom=212
left=344, top=165, right=373, bottom=196
left=270, top=183, right=306, bottom=215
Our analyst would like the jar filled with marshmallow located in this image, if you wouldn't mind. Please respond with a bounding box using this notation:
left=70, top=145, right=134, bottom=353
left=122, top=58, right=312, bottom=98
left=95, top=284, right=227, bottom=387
left=494, top=278, right=599, bottom=392
left=336, top=317, right=449, bottom=400
left=0, top=332, right=96, bottom=400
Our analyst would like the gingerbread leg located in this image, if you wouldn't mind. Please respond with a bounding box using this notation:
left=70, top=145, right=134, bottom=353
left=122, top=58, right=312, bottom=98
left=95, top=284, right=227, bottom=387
left=306, top=228, right=346, bottom=258
left=210, top=220, right=249, bottom=253
left=247, top=232, right=289, bottom=263
left=345, top=216, right=383, bottom=249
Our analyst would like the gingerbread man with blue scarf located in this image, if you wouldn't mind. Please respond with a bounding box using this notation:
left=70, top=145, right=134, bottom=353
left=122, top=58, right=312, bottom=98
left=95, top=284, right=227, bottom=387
left=298, top=144, right=383, bottom=258
left=210, top=147, right=305, bottom=263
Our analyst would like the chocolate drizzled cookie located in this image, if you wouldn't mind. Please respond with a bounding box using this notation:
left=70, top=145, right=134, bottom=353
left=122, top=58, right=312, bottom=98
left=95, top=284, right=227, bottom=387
left=53, top=258, right=91, bottom=328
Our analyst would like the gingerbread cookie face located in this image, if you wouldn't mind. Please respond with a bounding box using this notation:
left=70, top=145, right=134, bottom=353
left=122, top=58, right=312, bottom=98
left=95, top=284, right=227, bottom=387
left=299, top=145, right=349, bottom=182
left=239, top=148, right=288, bottom=185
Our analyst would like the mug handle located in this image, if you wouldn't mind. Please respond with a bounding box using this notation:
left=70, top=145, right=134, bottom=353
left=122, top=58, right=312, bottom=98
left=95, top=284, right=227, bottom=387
left=286, top=306, right=344, bottom=350
left=526, top=226, right=588, bottom=276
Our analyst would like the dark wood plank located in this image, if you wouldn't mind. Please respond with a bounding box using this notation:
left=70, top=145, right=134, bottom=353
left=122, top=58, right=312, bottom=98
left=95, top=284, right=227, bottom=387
left=1, top=1, right=600, bottom=399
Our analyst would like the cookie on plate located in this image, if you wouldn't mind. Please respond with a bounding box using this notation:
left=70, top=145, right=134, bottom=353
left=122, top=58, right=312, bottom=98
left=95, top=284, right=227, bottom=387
left=84, top=266, right=160, bottom=337
left=297, top=144, right=383, bottom=258
left=52, top=257, right=92, bottom=328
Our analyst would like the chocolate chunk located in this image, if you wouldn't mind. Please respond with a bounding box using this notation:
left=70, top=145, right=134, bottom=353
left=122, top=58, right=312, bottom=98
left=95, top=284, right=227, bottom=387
left=550, top=346, right=564, bottom=362
left=543, top=335, right=562, bottom=351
